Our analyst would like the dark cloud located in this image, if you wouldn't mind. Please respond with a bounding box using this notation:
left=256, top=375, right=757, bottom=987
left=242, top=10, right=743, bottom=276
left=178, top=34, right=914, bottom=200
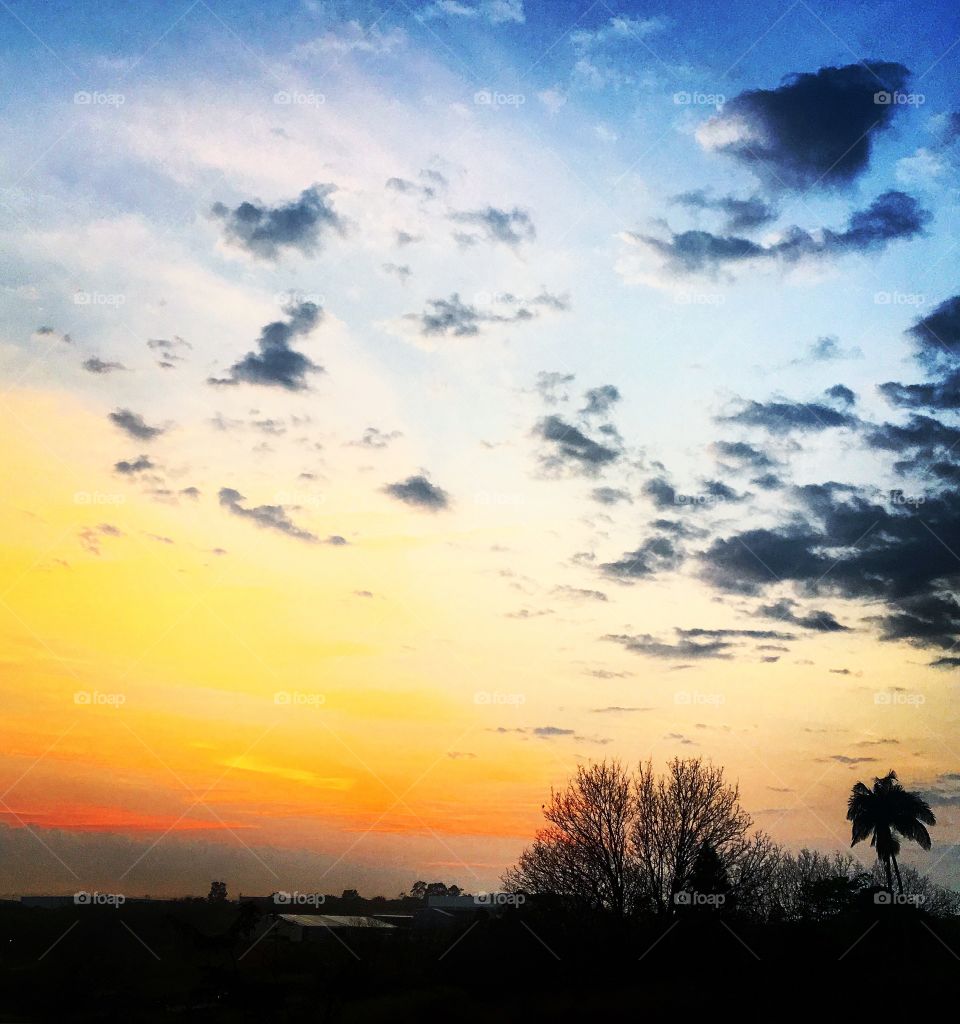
left=824, top=755, right=878, bottom=765
left=348, top=427, right=403, bottom=449
left=148, top=336, right=191, bottom=369
left=699, top=62, right=911, bottom=189
left=407, top=291, right=566, bottom=338
left=114, top=455, right=155, bottom=476
left=382, top=262, right=412, bottom=283
left=580, top=385, right=621, bottom=417
left=905, top=295, right=960, bottom=370
left=678, top=627, right=795, bottom=640
left=605, top=631, right=734, bottom=660
left=590, top=706, right=653, bottom=714
left=217, top=487, right=318, bottom=542
left=713, top=440, right=774, bottom=470
left=755, top=598, right=849, bottom=632
left=534, top=414, right=621, bottom=475
left=208, top=302, right=323, bottom=391
left=382, top=474, right=450, bottom=511
left=590, top=486, right=632, bottom=505
left=83, top=356, right=127, bottom=374
left=864, top=413, right=960, bottom=457
left=873, top=594, right=960, bottom=650
left=448, top=206, right=535, bottom=246
left=642, top=477, right=677, bottom=508
left=534, top=370, right=575, bottom=404
left=630, top=191, right=929, bottom=275
left=879, top=371, right=960, bottom=412
left=211, top=184, right=344, bottom=259
left=825, top=383, right=857, bottom=406
left=719, top=395, right=858, bottom=433
left=671, top=190, right=777, bottom=231
left=699, top=479, right=960, bottom=653
left=78, top=522, right=123, bottom=555
left=553, top=585, right=608, bottom=601
left=109, top=408, right=166, bottom=441
left=752, top=473, right=784, bottom=490
left=795, top=335, right=863, bottom=363
left=599, top=536, right=680, bottom=580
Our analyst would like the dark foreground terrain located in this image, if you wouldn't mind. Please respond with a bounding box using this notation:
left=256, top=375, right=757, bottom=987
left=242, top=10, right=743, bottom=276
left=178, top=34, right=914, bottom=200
left=1, top=896, right=957, bottom=1021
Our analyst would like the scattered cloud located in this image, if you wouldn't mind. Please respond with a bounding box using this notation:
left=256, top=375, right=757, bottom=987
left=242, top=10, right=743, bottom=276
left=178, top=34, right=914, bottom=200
left=211, top=184, right=344, bottom=260
left=209, top=302, right=323, bottom=391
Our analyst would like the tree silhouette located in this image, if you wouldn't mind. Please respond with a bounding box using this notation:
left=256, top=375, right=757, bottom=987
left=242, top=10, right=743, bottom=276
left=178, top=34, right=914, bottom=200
left=503, top=758, right=778, bottom=918
left=847, top=770, right=936, bottom=895
left=206, top=880, right=228, bottom=903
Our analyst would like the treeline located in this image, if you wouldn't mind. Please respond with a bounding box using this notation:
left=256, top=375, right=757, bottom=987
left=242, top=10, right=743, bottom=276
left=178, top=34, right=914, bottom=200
left=502, top=758, right=958, bottom=921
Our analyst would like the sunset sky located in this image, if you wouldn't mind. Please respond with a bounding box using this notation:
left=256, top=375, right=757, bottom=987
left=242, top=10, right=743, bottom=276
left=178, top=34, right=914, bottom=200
left=2, top=0, right=960, bottom=898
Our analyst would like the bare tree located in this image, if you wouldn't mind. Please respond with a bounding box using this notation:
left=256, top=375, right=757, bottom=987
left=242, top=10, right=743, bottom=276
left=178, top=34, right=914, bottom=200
left=632, top=757, right=753, bottom=914
left=504, top=757, right=772, bottom=919
left=503, top=760, right=638, bottom=917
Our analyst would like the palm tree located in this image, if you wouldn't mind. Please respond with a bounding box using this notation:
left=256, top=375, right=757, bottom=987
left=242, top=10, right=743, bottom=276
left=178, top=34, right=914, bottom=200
left=847, top=770, right=936, bottom=895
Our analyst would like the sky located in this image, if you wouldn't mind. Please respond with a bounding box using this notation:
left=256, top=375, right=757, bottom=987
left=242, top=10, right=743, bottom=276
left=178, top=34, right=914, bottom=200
left=2, top=0, right=960, bottom=898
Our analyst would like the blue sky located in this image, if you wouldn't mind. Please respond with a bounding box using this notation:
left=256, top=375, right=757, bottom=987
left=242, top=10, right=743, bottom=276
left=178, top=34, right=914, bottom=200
left=2, top=0, right=960, bottom=896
